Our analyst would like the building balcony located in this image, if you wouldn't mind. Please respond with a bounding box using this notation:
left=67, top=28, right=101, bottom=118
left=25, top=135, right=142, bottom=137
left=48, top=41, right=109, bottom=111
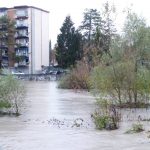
left=2, top=52, right=8, bottom=58
left=16, top=24, right=28, bottom=29
left=0, top=25, right=7, bottom=31
left=15, top=42, right=28, bottom=48
left=15, top=14, right=28, bottom=20
left=0, top=36, right=8, bottom=40
left=16, top=52, right=28, bottom=57
left=0, top=11, right=7, bottom=17
left=2, top=60, right=8, bottom=67
left=18, top=61, right=29, bottom=67
left=15, top=33, right=28, bottom=39
left=2, top=55, right=8, bottom=59
left=0, top=44, right=8, bottom=49
left=15, top=47, right=29, bottom=58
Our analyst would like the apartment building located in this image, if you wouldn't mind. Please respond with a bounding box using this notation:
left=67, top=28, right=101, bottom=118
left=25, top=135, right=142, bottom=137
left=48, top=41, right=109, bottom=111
left=0, top=6, right=49, bottom=74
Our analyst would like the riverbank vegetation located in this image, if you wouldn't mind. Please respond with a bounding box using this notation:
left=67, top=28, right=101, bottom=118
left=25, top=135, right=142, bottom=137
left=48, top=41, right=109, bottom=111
left=0, top=74, right=25, bottom=116
left=58, top=61, right=90, bottom=89
left=55, top=2, right=150, bottom=130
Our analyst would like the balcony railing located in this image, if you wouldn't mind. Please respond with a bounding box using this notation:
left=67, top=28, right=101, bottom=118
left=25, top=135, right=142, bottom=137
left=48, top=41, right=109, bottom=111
left=2, top=60, right=8, bottom=67
left=0, top=12, right=7, bottom=17
left=16, top=52, right=28, bottom=57
left=0, top=43, right=8, bottom=49
left=2, top=52, right=8, bottom=57
left=15, top=42, right=28, bottom=48
left=0, top=25, right=7, bottom=31
left=15, top=33, right=28, bottom=39
left=16, top=24, right=28, bottom=29
left=18, top=61, right=28, bottom=66
left=15, top=14, right=28, bottom=19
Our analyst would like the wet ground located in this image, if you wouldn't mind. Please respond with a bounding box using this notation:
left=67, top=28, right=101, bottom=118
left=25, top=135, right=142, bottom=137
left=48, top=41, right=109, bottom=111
left=0, top=81, right=150, bottom=150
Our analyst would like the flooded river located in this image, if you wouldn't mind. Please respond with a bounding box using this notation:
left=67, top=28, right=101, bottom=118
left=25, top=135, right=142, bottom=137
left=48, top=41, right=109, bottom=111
left=0, top=81, right=150, bottom=150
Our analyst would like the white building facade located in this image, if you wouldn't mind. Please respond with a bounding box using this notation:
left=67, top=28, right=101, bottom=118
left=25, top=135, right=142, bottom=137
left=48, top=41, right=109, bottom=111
left=0, top=6, right=49, bottom=74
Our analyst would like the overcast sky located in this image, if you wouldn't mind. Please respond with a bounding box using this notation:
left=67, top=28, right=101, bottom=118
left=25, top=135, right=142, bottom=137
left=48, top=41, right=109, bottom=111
left=0, top=0, right=150, bottom=48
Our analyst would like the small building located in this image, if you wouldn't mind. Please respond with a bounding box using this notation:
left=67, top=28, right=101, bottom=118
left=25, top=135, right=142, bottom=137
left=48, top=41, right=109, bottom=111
left=0, top=5, right=49, bottom=74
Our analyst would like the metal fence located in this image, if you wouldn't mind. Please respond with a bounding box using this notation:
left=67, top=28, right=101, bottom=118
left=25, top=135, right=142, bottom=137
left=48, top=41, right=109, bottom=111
left=15, top=73, right=65, bottom=81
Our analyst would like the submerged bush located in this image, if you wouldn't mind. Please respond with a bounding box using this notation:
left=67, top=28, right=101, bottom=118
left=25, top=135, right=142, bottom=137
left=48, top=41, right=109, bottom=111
left=92, top=113, right=109, bottom=130
left=92, top=112, right=119, bottom=130
left=91, top=98, right=121, bottom=130
left=0, top=74, right=25, bottom=115
left=58, top=74, right=72, bottom=89
left=126, top=123, right=144, bottom=134
left=58, top=61, right=90, bottom=90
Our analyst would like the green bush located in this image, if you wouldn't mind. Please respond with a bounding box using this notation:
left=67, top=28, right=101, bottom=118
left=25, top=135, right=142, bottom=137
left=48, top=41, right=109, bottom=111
left=92, top=98, right=120, bottom=130
left=0, top=101, right=11, bottom=108
left=0, top=74, right=25, bottom=115
left=92, top=113, right=109, bottom=130
left=92, top=112, right=120, bottom=130
left=90, top=61, right=150, bottom=107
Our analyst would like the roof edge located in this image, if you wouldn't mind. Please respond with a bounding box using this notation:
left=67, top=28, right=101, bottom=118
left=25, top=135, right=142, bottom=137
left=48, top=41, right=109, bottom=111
left=0, top=5, right=49, bottom=13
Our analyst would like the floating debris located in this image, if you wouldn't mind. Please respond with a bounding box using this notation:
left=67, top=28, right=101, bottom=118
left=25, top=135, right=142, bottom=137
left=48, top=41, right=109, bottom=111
left=47, top=117, right=92, bottom=129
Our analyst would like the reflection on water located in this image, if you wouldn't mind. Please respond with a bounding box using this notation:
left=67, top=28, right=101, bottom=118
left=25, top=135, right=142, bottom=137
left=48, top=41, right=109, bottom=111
left=0, top=81, right=150, bottom=150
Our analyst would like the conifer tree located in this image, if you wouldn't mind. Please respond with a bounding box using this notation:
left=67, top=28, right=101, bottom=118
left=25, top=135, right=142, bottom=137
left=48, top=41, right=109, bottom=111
left=56, top=16, right=83, bottom=68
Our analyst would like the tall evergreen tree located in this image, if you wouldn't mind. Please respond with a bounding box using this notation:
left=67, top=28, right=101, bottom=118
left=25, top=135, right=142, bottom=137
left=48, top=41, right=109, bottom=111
left=56, top=16, right=83, bottom=68
left=79, top=9, right=102, bottom=42
left=91, top=2, right=116, bottom=58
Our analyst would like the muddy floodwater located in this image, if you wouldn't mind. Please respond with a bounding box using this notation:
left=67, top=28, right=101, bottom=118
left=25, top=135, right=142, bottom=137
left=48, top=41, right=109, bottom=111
left=0, top=81, right=150, bottom=150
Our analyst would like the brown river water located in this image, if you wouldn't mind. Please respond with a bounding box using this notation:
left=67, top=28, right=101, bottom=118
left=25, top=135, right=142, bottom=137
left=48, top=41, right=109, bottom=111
left=0, top=81, right=150, bottom=150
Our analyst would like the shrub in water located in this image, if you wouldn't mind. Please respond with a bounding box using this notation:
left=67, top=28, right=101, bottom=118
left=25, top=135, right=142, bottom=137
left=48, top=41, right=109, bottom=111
left=92, top=98, right=121, bottom=130
left=58, top=61, right=90, bottom=90
left=0, top=74, right=25, bottom=115
left=126, top=123, right=144, bottom=134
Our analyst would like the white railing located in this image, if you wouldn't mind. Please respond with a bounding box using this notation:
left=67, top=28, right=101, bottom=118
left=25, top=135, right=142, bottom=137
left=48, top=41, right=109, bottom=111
left=15, top=33, right=28, bottom=37
left=0, top=43, right=7, bottom=47
left=16, top=42, right=28, bottom=47
left=18, top=61, right=28, bottom=66
left=15, top=12, right=28, bottom=18
left=16, top=23, right=28, bottom=27
left=2, top=52, right=8, bottom=57
left=16, top=52, right=28, bottom=56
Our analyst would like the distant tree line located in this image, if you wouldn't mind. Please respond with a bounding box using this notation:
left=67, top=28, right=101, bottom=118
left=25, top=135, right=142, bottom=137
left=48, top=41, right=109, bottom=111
left=55, top=2, right=115, bottom=69
left=57, top=2, right=150, bottom=106
left=57, top=3, right=150, bottom=130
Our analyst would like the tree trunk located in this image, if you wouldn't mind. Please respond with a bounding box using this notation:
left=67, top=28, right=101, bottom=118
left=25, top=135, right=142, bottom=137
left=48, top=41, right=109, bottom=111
left=0, top=45, right=2, bottom=69
left=134, top=60, right=138, bottom=104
